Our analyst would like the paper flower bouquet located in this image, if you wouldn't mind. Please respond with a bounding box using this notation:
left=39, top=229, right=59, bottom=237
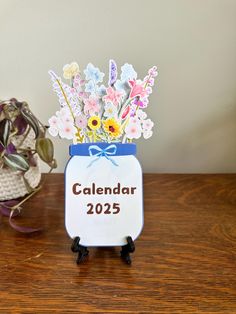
left=48, top=60, right=157, bottom=144
left=48, top=60, right=157, bottom=264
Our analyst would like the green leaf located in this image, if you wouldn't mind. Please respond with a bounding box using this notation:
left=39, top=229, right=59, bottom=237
left=3, top=153, right=30, bottom=172
left=49, top=159, right=57, bottom=169
left=36, top=138, right=54, bottom=163
left=0, top=119, right=12, bottom=147
left=20, top=108, right=41, bottom=139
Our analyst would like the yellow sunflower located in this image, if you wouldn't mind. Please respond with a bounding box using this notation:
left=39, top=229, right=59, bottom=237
left=88, top=116, right=101, bottom=130
left=103, top=118, right=121, bottom=138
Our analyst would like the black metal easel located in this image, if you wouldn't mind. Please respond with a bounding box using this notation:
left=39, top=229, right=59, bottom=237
left=71, top=236, right=135, bottom=265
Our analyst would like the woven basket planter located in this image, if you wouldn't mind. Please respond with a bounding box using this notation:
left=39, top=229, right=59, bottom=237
left=0, top=129, right=41, bottom=201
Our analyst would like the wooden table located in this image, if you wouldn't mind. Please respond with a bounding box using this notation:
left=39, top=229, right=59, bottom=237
left=0, top=174, right=236, bottom=313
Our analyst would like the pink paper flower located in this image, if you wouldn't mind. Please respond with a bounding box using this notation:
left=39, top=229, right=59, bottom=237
left=103, top=86, right=124, bottom=106
left=129, top=80, right=148, bottom=99
left=121, top=106, right=130, bottom=120
left=84, top=96, right=100, bottom=115
left=73, top=74, right=85, bottom=88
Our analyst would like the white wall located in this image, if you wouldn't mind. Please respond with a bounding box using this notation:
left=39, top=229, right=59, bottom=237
left=0, top=0, right=236, bottom=173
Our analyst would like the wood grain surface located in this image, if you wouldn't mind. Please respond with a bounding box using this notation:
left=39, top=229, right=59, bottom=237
left=0, top=174, right=236, bottom=313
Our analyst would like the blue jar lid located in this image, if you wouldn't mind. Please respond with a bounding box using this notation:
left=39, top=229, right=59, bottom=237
left=69, top=142, right=136, bottom=156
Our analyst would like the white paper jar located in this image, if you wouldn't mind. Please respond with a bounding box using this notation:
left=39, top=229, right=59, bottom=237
left=65, top=142, right=143, bottom=247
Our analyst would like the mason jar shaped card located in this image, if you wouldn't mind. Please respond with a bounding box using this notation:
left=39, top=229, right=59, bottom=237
left=48, top=60, right=158, bottom=264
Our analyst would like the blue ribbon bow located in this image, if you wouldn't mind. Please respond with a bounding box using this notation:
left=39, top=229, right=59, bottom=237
left=87, top=144, right=119, bottom=168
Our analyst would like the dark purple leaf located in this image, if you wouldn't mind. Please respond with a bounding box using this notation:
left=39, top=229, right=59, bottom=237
left=13, top=115, right=28, bottom=135
left=9, top=208, right=42, bottom=233
left=5, top=142, right=16, bottom=154
left=0, top=142, right=16, bottom=155
left=0, top=200, right=21, bottom=217
left=0, top=200, right=42, bottom=233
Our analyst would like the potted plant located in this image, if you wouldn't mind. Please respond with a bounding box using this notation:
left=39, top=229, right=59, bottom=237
left=0, top=98, right=57, bottom=230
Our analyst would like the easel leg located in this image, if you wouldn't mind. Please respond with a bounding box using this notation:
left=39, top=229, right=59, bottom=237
left=71, top=236, right=89, bottom=264
left=120, top=236, right=135, bottom=265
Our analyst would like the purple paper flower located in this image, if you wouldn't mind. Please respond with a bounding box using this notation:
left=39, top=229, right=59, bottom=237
left=130, top=104, right=136, bottom=117
left=108, top=59, right=117, bottom=86
left=133, top=97, right=149, bottom=108
left=148, top=66, right=158, bottom=77
left=144, top=75, right=155, bottom=86
left=75, top=114, right=88, bottom=129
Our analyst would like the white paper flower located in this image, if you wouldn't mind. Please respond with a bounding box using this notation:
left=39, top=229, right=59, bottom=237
left=104, top=103, right=118, bottom=118
left=136, top=110, right=147, bottom=121
left=63, top=62, right=80, bottom=79
left=56, top=107, right=73, bottom=123
left=129, top=117, right=140, bottom=124
left=48, top=115, right=59, bottom=127
left=48, top=116, right=60, bottom=137
left=142, top=118, right=154, bottom=131
left=143, top=130, right=153, bottom=139
left=58, top=123, right=77, bottom=140
left=48, top=126, right=59, bottom=137
left=48, top=107, right=76, bottom=139
left=125, top=119, right=142, bottom=139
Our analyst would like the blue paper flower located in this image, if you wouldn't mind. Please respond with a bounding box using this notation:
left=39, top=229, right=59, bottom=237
left=114, top=80, right=130, bottom=92
left=97, top=84, right=106, bottom=96
left=84, top=63, right=105, bottom=83
left=114, top=80, right=125, bottom=91
left=85, top=80, right=96, bottom=94
left=120, top=63, right=137, bottom=81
